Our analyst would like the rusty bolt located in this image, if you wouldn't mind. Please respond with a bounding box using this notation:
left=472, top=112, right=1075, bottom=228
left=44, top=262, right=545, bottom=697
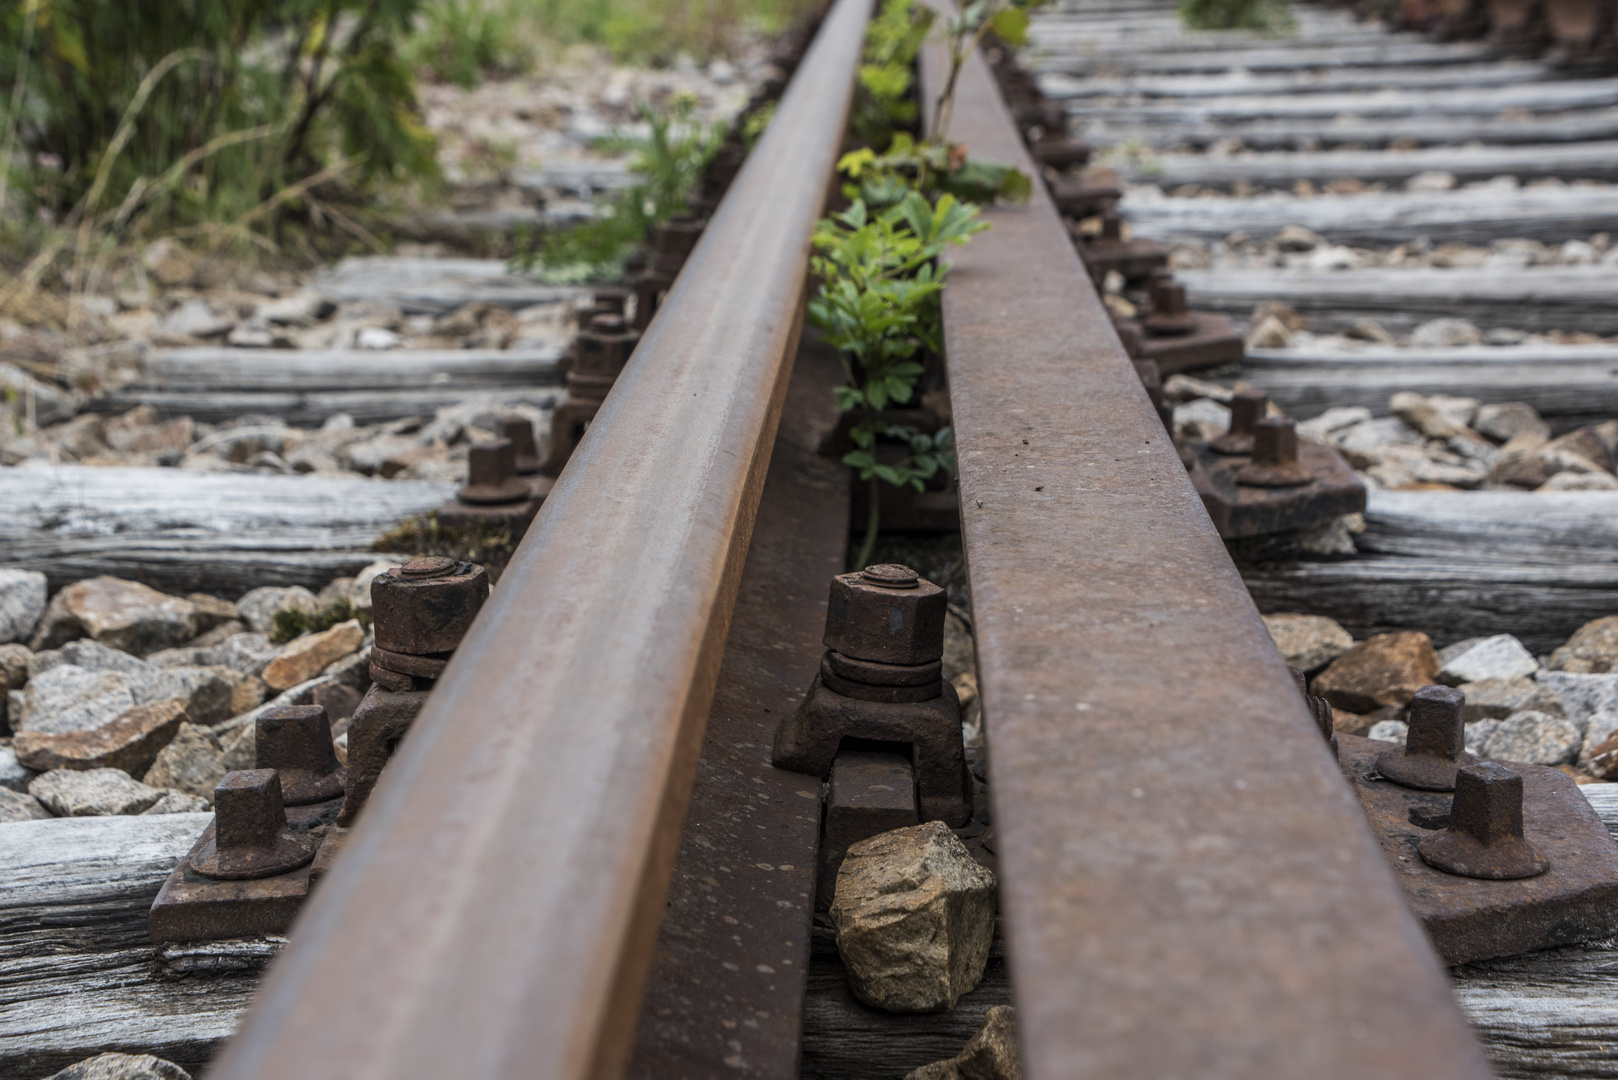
left=257, top=705, right=346, bottom=805
left=574, top=314, right=639, bottom=377
left=823, top=564, right=947, bottom=668
left=371, top=559, right=489, bottom=657
left=498, top=415, right=540, bottom=476
left=1289, top=666, right=1338, bottom=755
left=1143, top=276, right=1196, bottom=337
left=1233, top=418, right=1315, bottom=488
left=189, top=770, right=320, bottom=880
left=651, top=214, right=705, bottom=277
left=458, top=439, right=532, bottom=506
left=1099, top=213, right=1124, bottom=244
left=1210, top=389, right=1268, bottom=455
left=1376, top=685, right=1477, bottom=791
left=1418, top=762, right=1550, bottom=880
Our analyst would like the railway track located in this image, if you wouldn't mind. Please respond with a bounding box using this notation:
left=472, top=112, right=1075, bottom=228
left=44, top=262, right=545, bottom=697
left=4, top=0, right=1618, bottom=1077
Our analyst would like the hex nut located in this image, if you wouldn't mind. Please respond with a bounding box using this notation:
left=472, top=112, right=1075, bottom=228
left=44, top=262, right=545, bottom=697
left=370, top=561, right=489, bottom=656
left=822, top=566, right=947, bottom=667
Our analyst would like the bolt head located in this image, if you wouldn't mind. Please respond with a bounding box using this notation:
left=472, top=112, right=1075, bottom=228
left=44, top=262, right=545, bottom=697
left=372, top=561, right=489, bottom=656
left=823, top=566, right=947, bottom=666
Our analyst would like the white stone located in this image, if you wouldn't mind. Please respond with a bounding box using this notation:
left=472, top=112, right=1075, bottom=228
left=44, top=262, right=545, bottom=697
left=1369, top=719, right=1408, bottom=744
left=1296, top=406, right=1372, bottom=443
left=1437, top=634, right=1539, bottom=686
left=1467, top=710, right=1581, bottom=766
left=1172, top=398, right=1230, bottom=440
left=0, top=569, right=46, bottom=644
left=0, top=746, right=38, bottom=793
left=29, top=768, right=165, bottom=816
left=1409, top=318, right=1482, bottom=348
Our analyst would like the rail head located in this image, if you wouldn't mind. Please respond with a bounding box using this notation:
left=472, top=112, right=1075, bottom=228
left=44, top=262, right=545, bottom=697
left=205, top=3, right=872, bottom=1078
left=922, top=17, right=1496, bottom=1080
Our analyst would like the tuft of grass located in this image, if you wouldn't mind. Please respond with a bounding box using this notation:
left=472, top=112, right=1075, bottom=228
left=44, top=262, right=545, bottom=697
left=1178, top=0, right=1297, bottom=31
left=372, top=512, right=519, bottom=581
left=526, top=0, right=817, bottom=65
left=407, top=0, right=533, bottom=88
left=270, top=598, right=371, bottom=645
left=509, top=94, right=723, bottom=282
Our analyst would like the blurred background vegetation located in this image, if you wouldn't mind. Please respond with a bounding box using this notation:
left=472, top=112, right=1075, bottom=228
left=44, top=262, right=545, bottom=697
left=0, top=0, right=812, bottom=278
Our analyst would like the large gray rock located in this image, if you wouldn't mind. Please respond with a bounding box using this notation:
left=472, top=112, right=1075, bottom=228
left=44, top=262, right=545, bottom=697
left=1437, top=634, right=1538, bottom=686
left=13, top=699, right=187, bottom=775
left=1537, top=672, right=1618, bottom=736
left=0, top=568, right=46, bottom=644
left=9, top=650, right=234, bottom=733
left=1582, top=709, right=1618, bottom=765
left=32, top=577, right=197, bottom=657
left=141, top=722, right=225, bottom=802
left=140, top=789, right=212, bottom=815
left=236, top=586, right=319, bottom=634
left=10, top=666, right=135, bottom=735
left=0, top=786, right=52, bottom=822
left=1548, top=616, right=1618, bottom=674
left=1261, top=614, right=1353, bottom=672
left=29, top=767, right=166, bottom=816
left=1465, top=711, right=1581, bottom=766
left=1459, top=677, right=1562, bottom=722
left=43, top=1052, right=191, bottom=1080
left=831, top=820, right=997, bottom=1013
left=1474, top=402, right=1549, bottom=444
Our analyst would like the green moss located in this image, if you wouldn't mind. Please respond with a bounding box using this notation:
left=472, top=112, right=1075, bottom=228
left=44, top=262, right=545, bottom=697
left=371, top=512, right=519, bottom=582
left=269, top=597, right=372, bottom=646
left=1178, top=0, right=1296, bottom=32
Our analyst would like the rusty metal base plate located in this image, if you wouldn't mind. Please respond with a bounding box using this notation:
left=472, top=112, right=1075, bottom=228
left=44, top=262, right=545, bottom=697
left=434, top=497, right=541, bottom=534
left=149, top=800, right=341, bottom=944
left=1339, top=734, right=1618, bottom=964
left=1118, top=312, right=1244, bottom=375
left=1186, top=441, right=1365, bottom=539
left=1078, top=239, right=1167, bottom=284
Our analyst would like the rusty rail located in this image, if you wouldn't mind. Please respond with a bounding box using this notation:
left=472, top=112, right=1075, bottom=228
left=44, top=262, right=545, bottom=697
left=922, top=21, right=1498, bottom=1080
left=206, top=2, right=870, bottom=1077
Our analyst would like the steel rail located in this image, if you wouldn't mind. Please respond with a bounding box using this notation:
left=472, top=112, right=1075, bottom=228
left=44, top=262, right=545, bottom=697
left=922, top=25, right=1497, bottom=1080
left=206, top=2, right=870, bottom=1076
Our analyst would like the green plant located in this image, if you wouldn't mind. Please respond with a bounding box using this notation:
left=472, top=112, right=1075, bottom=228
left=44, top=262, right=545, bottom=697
left=407, top=0, right=531, bottom=88
left=850, top=0, right=935, bottom=146
left=523, top=0, right=815, bottom=65
left=839, top=133, right=1031, bottom=210
left=1177, top=0, right=1296, bottom=31
left=932, top=0, right=1044, bottom=142
left=270, top=598, right=369, bottom=645
left=510, top=93, right=721, bottom=282
left=0, top=0, right=437, bottom=276
left=809, top=190, right=986, bottom=568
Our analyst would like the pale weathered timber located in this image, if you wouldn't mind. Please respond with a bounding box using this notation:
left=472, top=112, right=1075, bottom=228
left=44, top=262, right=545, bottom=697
left=1119, top=141, right=1618, bottom=189
left=88, top=387, right=561, bottom=427
left=1074, top=78, right=1618, bottom=124
left=1029, top=39, right=1498, bottom=76
left=88, top=346, right=565, bottom=425
left=1084, top=106, right=1618, bottom=150
left=1245, top=343, right=1618, bottom=427
left=312, top=257, right=587, bottom=314
left=134, top=347, right=564, bottom=392
left=1042, top=60, right=1552, bottom=100
left=0, top=813, right=257, bottom=1079
left=2, top=466, right=452, bottom=596
left=1239, top=490, right=1618, bottom=652
left=1175, top=267, right=1618, bottom=335
left=1122, top=185, right=1618, bottom=245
